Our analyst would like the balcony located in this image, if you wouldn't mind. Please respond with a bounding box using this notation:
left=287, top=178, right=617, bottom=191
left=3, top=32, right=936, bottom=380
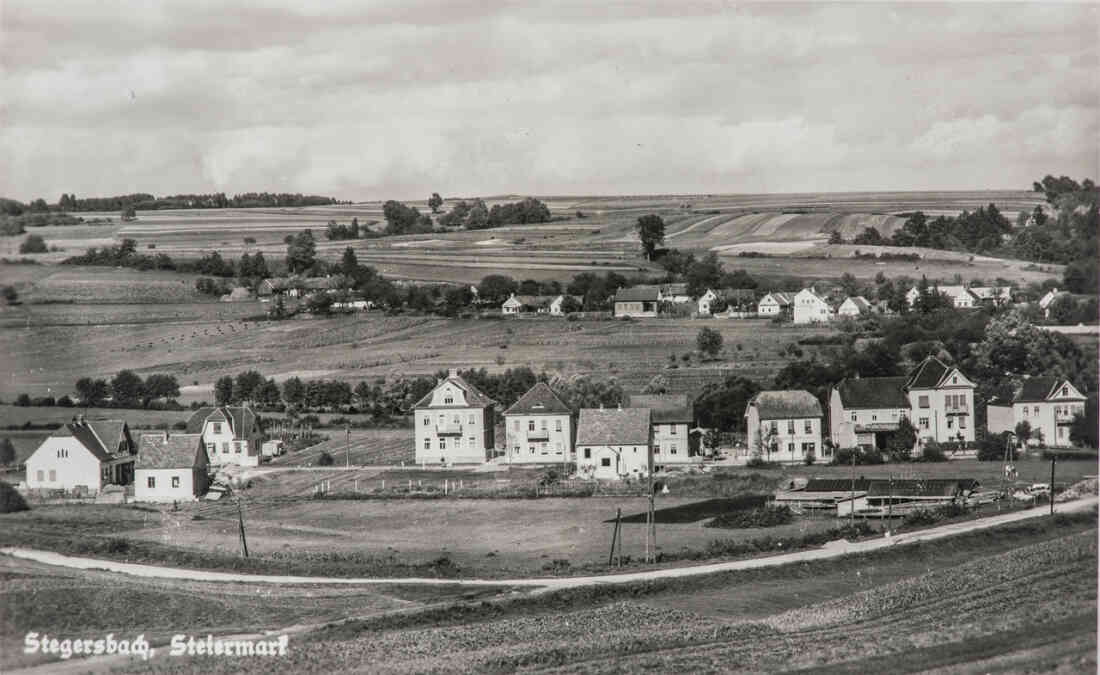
left=435, top=423, right=463, bottom=436
left=527, top=429, right=550, bottom=441
left=945, top=403, right=969, bottom=415
left=1055, top=409, right=1081, bottom=424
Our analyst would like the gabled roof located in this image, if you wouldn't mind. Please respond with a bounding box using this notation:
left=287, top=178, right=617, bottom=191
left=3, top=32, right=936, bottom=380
left=969, top=286, right=1012, bottom=301
left=834, top=377, right=910, bottom=409
left=660, top=283, right=689, bottom=296
left=504, top=382, right=572, bottom=416
left=576, top=408, right=651, bottom=446
left=614, top=285, right=660, bottom=302
left=747, top=390, right=823, bottom=419
left=53, top=421, right=112, bottom=462
left=86, top=420, right=133, bottom=456
left=624, top=393, right=693, bottom=423
left=502, top=294, right=524, bottom=307
left=905, top=356, right=952, bottom=389
left=842, top=296, right=872, bottom=312
left=413, top=372, right=495, bottom=409
left=1014, top=377, right=1086, bottom=403
left=137, top=433, right=206, bottom=470
left=797, top=287, right=832, bottom=305
left=760, top=292, right=792, bottom=306
left=513, top=295, right=557, bottom=308
left=185, top=406, right=258, bottom=441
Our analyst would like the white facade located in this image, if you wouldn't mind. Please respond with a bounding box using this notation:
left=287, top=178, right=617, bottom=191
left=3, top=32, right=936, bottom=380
left=502, top=294, right=523, bottom=314
left=651, top=422, right=691, bottom=464
left=505, top=413, right=572, bottom=463
left=792, top=288, right=834, bottom=324
left=1013, top=381, right=1086, bottom=448
left=757, top=293, right=791, bottom=317
left=576, top=444, right=649, bottom=480
left=135, top=469, right=202, bottom=502
left=200, top=417, right=259, bottom=467
left=746, top=412, right=823, bottom=463
left=837, top=296, right=870, bottom=317
left=906, top=285, right=978, bottom=309
left=413, top=373, right=494, bottom=464
left=829, top=391, right=910, bottom=449
left=908, top=369, right=976, bottom=444
left=25, top=437, right=104, bottom=493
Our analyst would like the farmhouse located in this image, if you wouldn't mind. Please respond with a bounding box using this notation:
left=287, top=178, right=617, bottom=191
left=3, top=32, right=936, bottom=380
left=502, top=293, right=525, bottom=315
left=1011, top=377, right=1086, bottom=447
left=757, top=292, right=793, bottom=318
left=1038, top=287, right=1068, bottom=318
left=837, top=296, right=872, bottom=317
left=186, top=405, right=261, bottom=467
left=24, top=417, right=136, bottom=495
left=697, top=288, right=756, bottom=316
left=220, top=286, right=254, bottom=302
left=504, top=382, right=574, bottom=464
left=413, top=369, right=496, bottom=464
left=624, top=393, right=697, bottom=467
left=792, top=287, right=834, bottom=324
left=905, top=285, right=978, bottom=309
left=830, top=376, right=911, bottom=449
left=134, top=432, right=209, bottom=502
left=969, top=286, right=1013, bottom=306
left=744, top=390, right=825, bottom=463
left=613, top=285, right=660, bottom=318
left=502, top=294, right=578, bottom=315
left=658, top=283, right=691, bottom=304
left=575, top=407, right=652, bottom=480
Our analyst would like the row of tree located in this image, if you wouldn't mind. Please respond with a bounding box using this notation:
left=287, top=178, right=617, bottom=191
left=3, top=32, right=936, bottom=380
left=68, top=372, right=181, bottom=409
left=49, top=192, right=343, bottom=212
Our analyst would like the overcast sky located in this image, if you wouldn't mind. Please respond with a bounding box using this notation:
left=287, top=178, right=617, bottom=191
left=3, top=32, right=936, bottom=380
left=1, top=1, right=1097, bottom=202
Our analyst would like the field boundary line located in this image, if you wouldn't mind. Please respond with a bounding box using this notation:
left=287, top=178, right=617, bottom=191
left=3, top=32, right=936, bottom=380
left=2, top=497, right=1094, bottom=590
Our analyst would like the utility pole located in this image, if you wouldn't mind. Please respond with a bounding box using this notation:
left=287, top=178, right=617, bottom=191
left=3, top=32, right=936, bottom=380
left=236, top=497, right=249, bottom=558
left=849, top=448, right=856, bottom=527
left=1050, top=456, right=1056, bottom=515
left=648, top=441, right=656, bottom=563
left=345, top=424, right=351, bottom=468
left=887, top=474, right=893, bottom=528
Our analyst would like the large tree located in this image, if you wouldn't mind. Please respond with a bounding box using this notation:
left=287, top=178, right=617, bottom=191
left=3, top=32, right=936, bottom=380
left=110, top=370, right=144, bottom=407
left=142, top=374, right=180, bottom=405
left=636, top=214, right=665, bottom=260
left=214, top=376, right=234, bottom=406
left=428, top=193, right=444, bottom=213
left=478, top=274, right=518, bottom=303
left=75, top=377, right=109, bottom=407
left=285, top=229, right=317, bottom=274
left=696, top=327, right=723, bottom=358
left=234, top=370, right=265, bottom=403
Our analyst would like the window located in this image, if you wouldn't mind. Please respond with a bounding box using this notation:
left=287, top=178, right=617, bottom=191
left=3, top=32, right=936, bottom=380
left=871, top=414, right=877, bottom=422
left=234, top=442, right=242, bottom=453
left=540, top=443, right=548, bottom=455
left=787, top=443, right=794, bottom=453
left=541, top=419, right=547, bottom=430
left=556, top=442, right=562, bottom=454
left=49, top=470, right=56, bottom=481
left=1062, top=386, right=1068, bottom=396
left=452, top=415, right=460, bottom=425
left=221, top=442, right=229, bottom=454
left=959, top=416, right=966, bottom=429
left=919, top=417, right=929, bottom=430
left=423, top=417, right=429, bottom=426
left=1033, top=406, right=1039, bottom=415
left=528, top=420, right=535, bottom=432
left=787, top=420, right=795, bottom=434
left=206, top=443, right=214, bottom=456
left=439, top=438, right=446, bottom=449
left=918, top=395, right=929, bottom=408
left=584, top=448, right=591, bottom=459
left=851, top=412, right=857, bottom=422
left=601, top=457, right=611, bottom=467
left=443, top=394, right=453, bottom=404
left=468, top=414, right=475, bottom=425
left=670, top=425, right=677, bottom=435
left=468, top=436, right=475, bottom=447
left=1022, top=406, right=1029, bottom=418
left=770, top=421, right=778, bottom=434
left=36, top=470, right=43, bottom=482
left=947, top=418, right=954, bottom=429
left=1058, top=427, right=1065, bottom=439
left=952, top=376, right=957, bottom=384
left=147, top=476, right=155, bottom=488
left=654, top=444, right=661, bottom=454
left=171, top=476, right=180, bottom=488
left=423, top=438, right=430, bottom=449
left=213, top=422, right=222, bottom=434
left=804, top=420, right=812, bottom=434
left=555, top=420, right=562, bottom=432
left=670, top=444, right=678, bottom=455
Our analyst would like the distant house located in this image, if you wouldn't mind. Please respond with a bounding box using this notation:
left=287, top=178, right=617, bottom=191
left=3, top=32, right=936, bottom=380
left=793, top=288, right=834, bottom=324
left=830, top=377, right=912, bottom=450
left=1038, top=288, right=1068, bottom=319
left=547, top=295, right=580, bottom=315
left=837, top=296, right=872, bottom=317
left=1012, top=378, right=1086, bottom=447
left=220, top=286, right=254, bottom=302
left=698, top=288, right=756, bottom=316
left=745, top=390, right=824, bottom=463
left=134, top=433, right=209, bottom=502
left=504, top=382, right=574, bottom=464
left=969, top=286, right=1013, bottom=306
left=905, top=285, right=978, bottom=309
left=658, top=283, right=691, bottom=304
left=625, top=393, right=698, bottom=467
left=575, top=407, right=652, bottom=480
left=614, top=286, right=660, bottom=318
left=186, top=406, right=261, bottom=467
left=757, top=292, right=793, bottom=318
left=24, top=417, right=136, bottom=494
left=412, top=369, right=496, bottom=464
left=502, top=293, right=525, bottom=315
left=502, top=294, right=578, bottom=315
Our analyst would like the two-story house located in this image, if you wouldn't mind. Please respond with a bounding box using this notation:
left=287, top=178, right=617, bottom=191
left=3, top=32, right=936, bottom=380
left=829, top=377, right=912, bottom=449
left=504, top=382, right=574, bottom=464
left=134, top=432, right=209, bottom=502
left=24, top=417, right=136, bottom=494
left=185, top=405, right=261, bottom=467
left=905, top=356, right=976, bottom=444
left=745, top=390, right=825, bottom=463
left=757, top=292, right=793, bottom=318
left=624, top=393, right=696, bottom=468
left=575, top=407, right=652, bottom=480
left=1012, top=378, right=1087, bottom=447
left=792, top=288, right=834, bottom=324
left=614, top=286, right=660, bottom=318
left=413, top=369, right=495, bottom=464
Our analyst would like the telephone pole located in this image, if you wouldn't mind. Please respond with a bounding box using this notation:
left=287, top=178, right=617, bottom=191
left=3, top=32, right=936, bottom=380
left=345, top=424, right=351, bottom=468
left=849, top=448, right=856, bottom=527
left=647, top=441, right=656, bottom=563
left=236, top=497, right=249, bottom=558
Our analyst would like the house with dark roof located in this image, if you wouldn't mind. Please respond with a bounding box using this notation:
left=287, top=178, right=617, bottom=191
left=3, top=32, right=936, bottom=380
left=24, top=417, right=136, bottom=494
left=186, top=405, right=261, bottom=467
left=575, top=407, right=652, bottom=480
left=830, top=356, right=977, bottom=449
left=658, top=283, right=691, bottom=304
left=1011, top=377, right=1086, bottom=448
left=757, top=291, right=793, bottom=319
left=134, top=433, right=209, bottom=502
left=413, top=369, right=496, bottom=465
left=744, top=391, right=824, bottom=464
left=504, top=382, right=574, bottom=464
left=905, top=285, right=978, bottom=309
left=837, top=296, right=873, bottom=317
left=625, top=393, right=698, bottom=467
left=613, top=286, right=660, bottom=318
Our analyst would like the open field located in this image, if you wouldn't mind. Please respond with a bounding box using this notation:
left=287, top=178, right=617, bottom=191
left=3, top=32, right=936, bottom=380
left=0, top=306, right=838, bottom=399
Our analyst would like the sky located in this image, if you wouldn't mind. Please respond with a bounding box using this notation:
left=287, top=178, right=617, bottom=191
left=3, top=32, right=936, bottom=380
left=1, top=1, right=1097, bottom=202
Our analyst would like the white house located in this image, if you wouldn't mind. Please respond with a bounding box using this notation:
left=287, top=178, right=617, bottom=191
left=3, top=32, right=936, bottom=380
left=906, top=356, right=976, bottom=444
left=502, top=293, right=524, bottom=315
left=837, top=296, right=872, bottom=317
left=906, top=285, right=978, bottom=309
left=757, top=292, right=793, bottom=318
left=698, top=289, right=756, bottom=316
left=24, top=418, right=136, bottom=494
left=575, top=407, right=652, bottom=480
left=793, top=288, right=834, bottom=324
left=1038, top=288, right=1067, bottom=319
left=969, top=286, right=1013, bottom=306
left=745, top=390, right=825, bottom=463
left=614, top=286, right=660, bottom=318
left=624, top=393, right=698, bottom=468
left=134, top=433, right=209, bottom=502
left=1012, top=378, right=1087, bottom=447
left=830, top=377, right=912, bottom=449
left=504, top=382, right=574, bottom=464
left=658, top=283, right=691, bottom=304
left=413, top=369, right=496, bottom=464
left=185, top=406, right=261, bottom=467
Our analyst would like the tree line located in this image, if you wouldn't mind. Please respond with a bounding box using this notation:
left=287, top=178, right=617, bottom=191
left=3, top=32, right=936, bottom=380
left=49, top=192, right=344, bottom=212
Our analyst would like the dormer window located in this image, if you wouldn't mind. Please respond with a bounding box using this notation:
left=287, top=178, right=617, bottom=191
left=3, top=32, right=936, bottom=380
left=213, top=422, right=222, bottom=434
left=952, top=376, right=957, bottom=384
left=1062, top=386, right=1068, bottom=396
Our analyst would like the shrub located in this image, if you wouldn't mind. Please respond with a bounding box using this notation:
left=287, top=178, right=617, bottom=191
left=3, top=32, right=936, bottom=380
left=317, top=451, right=335, bottom=466
left=0, top=481, right=29, bottom=513
left=831, top=447, right=884, bottom=465
left=977, top=432, right=1017, bottom=461
left=706, top=505, right=793, bottom=529
left=56, top=395, right=74, bottom=407
left=19, top=234, right=48, bottom=254
left=0, top=438, right=15, bottom=465
left=14, top=393, right=31, bottom=407
left=919, top=441, right=948, bottom=462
